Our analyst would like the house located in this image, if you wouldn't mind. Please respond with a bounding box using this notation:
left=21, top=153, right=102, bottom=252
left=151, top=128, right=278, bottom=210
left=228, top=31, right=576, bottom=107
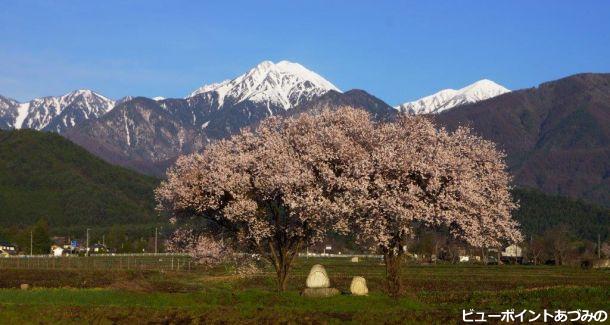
left=502, top=244, right=523, bottom=258
left=501, top=244, right=523, bottom=263
left=0, top=241, right=17, bottom=257
left=51, top=245, right=65, bottom=257
left=61, top=244, right=78, bottom=255
left=63, top=239, right=83, bottom=255
left=91, top=243, right=108, bottom=254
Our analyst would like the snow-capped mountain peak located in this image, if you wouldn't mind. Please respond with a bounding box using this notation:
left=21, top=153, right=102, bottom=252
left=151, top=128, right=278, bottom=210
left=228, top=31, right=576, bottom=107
left=457, top=79, right=508, bottom=101
left=396, top=79, right=509, bottom=114
left=11, top=89, right=115, bottom=131
left=188, top=60, right=340, bottom=110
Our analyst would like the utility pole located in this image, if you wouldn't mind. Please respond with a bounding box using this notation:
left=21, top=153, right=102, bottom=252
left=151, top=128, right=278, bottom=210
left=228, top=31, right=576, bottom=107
left=598, top=233, right=602, bottom=259
left=86, top=228, right=90, bottom=256
left=30, top=230, right=33, bottom=255
left=154, top=227, right=158, bottom=254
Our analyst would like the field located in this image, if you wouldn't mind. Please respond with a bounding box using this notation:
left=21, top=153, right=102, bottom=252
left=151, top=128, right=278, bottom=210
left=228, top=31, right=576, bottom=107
left=0, top=257, right=608, bottom=324
left=0, top=253, right=193, bottom=272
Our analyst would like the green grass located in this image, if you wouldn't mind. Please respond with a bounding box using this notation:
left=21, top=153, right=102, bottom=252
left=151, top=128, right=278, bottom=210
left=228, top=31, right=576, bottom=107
left=0, top=258, right=608, bottom=324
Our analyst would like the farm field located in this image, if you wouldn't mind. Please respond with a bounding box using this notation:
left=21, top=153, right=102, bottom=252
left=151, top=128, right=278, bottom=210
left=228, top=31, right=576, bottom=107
left=0, top=253, right=193, bottom=272
left=0, top=257, right=608, bottom=324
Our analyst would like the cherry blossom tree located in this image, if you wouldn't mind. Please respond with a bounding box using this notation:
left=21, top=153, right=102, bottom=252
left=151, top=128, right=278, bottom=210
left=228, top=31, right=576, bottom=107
left=155, top=109, right=368, bottom=291
left=165, top=227, right=230, bottom=267
left=340, top=114, right=522, bottom=297
left=156, top=107, right=521, bottom=295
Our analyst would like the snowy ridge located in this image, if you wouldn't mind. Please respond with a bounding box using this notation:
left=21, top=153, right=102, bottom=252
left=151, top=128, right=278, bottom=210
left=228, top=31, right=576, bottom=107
left=396, top=79, right=510, bottom=114
left=188, top=60, right=340, bottom=110
left=11, top=89, right=115, bottom=130
left=117, top=96, right=134, bottom=105
left=0, top=96, right=21, bottom=128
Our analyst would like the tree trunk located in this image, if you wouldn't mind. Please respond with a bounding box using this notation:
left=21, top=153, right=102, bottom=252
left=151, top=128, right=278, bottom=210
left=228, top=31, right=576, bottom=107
left=384, top=251, right=402, bottom=298
left=266, top=240, right=301, bottom=292
left=276, top=261, right=290, bottom=291
left=270, top=250, right=293, bottom=292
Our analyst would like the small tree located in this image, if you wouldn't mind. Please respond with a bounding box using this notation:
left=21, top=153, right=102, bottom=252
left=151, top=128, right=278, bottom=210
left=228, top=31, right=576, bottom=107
left=542, top=225, right=577, bottom=265
left=165, top=227, right=230, bottom=267
left=31, top=218, right=52, bottom=254
left=528, top=236, right=547, bottom=265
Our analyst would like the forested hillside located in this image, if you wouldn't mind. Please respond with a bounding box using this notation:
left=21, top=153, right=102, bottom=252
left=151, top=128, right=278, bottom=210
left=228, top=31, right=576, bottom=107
left=436, top=73, right=610, bottom=207
left=512, top=188, right=609, bottom=242
left=0, top=129, right=159, bottom=228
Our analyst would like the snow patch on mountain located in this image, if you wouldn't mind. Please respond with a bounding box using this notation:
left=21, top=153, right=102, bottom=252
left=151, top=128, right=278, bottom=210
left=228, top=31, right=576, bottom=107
left=15, top=103, right=30, bottom=129
left=396, top=79, right=509, bottom=114
left=188, top=60, right=340, bottom=110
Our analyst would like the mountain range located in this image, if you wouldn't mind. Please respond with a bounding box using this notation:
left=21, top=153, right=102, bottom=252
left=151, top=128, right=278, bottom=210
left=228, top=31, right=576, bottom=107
left=0, top=61, right=607, bottom=207
left=396, top=79, right=510, bottom=114
left=436, top=73, right=610, bottom=206
left=0, top=90, right=115, bottom=133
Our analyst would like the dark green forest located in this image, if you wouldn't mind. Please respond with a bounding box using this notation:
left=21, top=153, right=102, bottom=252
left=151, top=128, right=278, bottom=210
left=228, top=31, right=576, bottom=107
left=0, top=129, right=160, bottom=229
left=512, top=188, right=609, bottom=242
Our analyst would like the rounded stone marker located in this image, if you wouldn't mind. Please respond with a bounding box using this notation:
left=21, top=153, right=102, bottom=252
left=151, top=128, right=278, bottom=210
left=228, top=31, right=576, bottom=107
left=306, top=264, right=330, bottom=288
left=350, top=276, right=368, bottom=296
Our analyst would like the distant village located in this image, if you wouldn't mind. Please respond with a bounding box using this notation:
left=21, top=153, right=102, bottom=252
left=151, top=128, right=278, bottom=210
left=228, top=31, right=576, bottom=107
left=0, top=237, right=110, bottom=257
left=1, top=236, right=527, bottom=265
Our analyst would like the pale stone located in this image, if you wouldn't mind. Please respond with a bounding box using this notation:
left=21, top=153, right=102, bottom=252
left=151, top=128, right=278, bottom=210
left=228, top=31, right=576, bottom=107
left=350, top=276, right=368, bottom=296
left=306, top=264, right=330, bottom=288
left=301, top=287, right=340, bottom=298
left=20, top=284, right=30, bottom=290
left=350, top=256, right=359, bottom=263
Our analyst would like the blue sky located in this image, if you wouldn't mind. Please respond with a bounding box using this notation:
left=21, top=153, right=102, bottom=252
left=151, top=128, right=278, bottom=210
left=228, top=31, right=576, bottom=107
left=1, top=1, right=609, bottom=105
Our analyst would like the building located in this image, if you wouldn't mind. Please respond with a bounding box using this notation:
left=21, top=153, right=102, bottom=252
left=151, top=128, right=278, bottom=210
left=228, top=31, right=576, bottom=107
left=91, top=243, right=108, bottom=254
left=0, top=241, right=17, bottom=257
left=501, top=244, right=523, bottom=263
left=502, top=244, right=523, bottom=258
left=51, top=245, right=65, bottom=257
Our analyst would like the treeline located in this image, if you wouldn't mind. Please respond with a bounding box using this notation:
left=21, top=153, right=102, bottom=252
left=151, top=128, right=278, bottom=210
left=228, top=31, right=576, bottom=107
left=2, top=187, right=607, bottom=256
left=512, top=188, right=609, bottom=242
left=0, top=219, right=52, bottom=254
left=0, top=221, right=173, bottom=254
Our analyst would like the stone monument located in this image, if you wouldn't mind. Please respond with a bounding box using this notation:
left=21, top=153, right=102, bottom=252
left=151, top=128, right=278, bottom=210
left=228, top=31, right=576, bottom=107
left=350, top=276, right=368, bottom=296
left=301, top=264, right=340, bottom=297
